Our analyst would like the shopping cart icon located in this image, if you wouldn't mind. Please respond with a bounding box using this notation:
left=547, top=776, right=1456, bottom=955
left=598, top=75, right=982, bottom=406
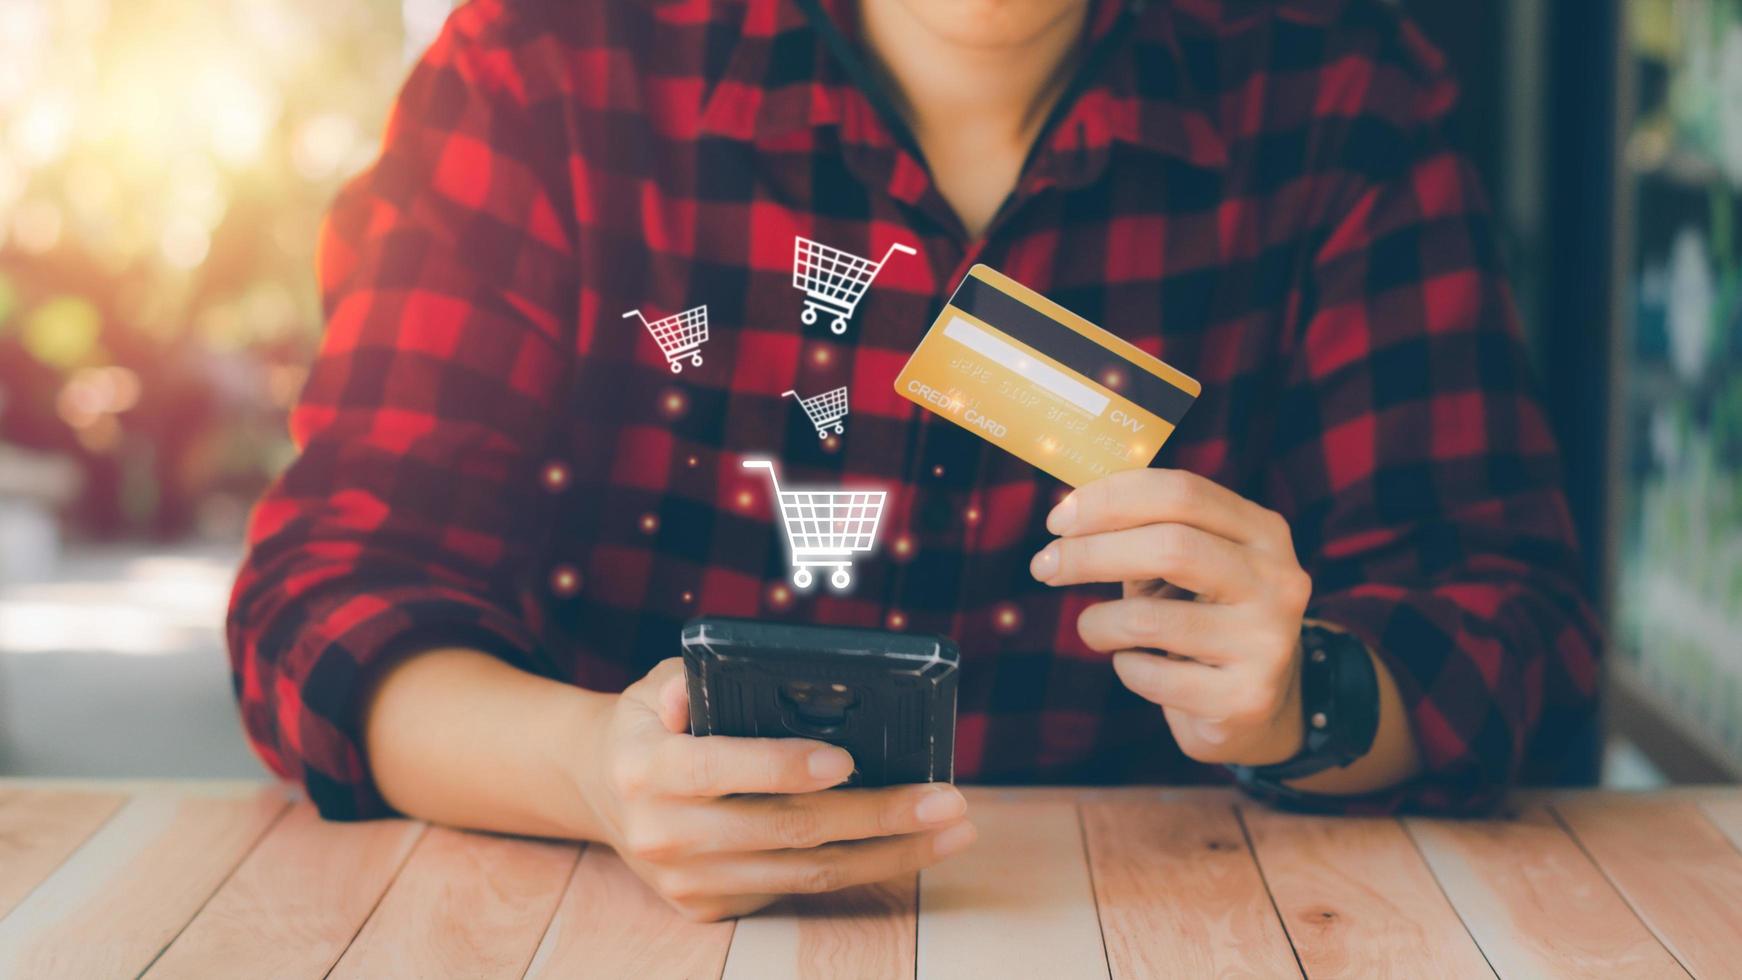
left=783, top=386, right=850, bottom=439
left=793, top=237, right=917, bottom=335
left=623, top=305, right=709, bottom=373
left=742, top=459, right=887, bottom=591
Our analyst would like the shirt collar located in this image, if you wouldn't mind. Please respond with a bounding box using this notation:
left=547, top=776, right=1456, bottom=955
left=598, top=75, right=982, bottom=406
left=696, top=0, right=1229, bottom=172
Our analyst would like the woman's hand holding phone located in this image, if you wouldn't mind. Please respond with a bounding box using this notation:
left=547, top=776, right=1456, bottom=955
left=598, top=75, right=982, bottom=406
left=575, top=659, right=976, bottom=922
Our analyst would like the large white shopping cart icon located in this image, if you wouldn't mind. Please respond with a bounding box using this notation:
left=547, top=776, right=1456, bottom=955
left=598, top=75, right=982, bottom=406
left=623, top=305, right=709, bottom=373
left=792, top=237, right=916, bottom=335
left=783, top=386, right=850, bottom=439
left=742, top=459, right=887, bottom=591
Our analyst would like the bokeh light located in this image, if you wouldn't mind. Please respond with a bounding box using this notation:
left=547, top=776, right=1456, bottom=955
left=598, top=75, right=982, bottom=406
left=540, top=462, right=570, bottom=493
left=22, top=297, right=101, bottom=368
left=549, top=564, right=583, bottom=598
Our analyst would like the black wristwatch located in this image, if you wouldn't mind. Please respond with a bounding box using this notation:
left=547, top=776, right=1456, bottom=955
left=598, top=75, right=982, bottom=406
left=1230, top=623, right=1380, bottom=789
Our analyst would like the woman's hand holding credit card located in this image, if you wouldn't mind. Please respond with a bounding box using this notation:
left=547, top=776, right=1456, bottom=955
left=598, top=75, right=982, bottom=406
left=895, top=267, right=1317, bottom=768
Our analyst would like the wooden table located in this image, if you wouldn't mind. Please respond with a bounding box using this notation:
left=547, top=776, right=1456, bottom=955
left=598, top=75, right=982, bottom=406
left=2, top=782, right=1740, bottom=978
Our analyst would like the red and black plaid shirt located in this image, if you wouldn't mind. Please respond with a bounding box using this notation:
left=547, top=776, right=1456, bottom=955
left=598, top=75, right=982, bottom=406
left=228, top=0, right=1601, bottom=820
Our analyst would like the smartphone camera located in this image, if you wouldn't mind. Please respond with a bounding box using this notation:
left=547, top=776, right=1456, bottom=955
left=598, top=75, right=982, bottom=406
left=778, top=680, right=859, bottom=737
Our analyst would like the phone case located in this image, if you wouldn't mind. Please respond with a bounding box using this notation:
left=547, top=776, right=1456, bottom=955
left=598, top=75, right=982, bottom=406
left=681, top=617, right=959, bottom=786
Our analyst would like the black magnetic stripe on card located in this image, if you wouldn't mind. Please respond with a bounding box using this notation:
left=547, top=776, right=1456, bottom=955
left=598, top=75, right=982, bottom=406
left=949, top=274, right=1198, bottom=425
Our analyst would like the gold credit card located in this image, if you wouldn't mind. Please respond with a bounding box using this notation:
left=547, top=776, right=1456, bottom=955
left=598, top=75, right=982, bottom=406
left=894, top=265, right=1200, bottom=487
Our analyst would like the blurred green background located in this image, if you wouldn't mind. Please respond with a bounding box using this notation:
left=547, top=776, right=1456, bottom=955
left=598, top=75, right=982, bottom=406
left=0, top=0, right=455, bottom=777
left=0, top=0, right=448, bottom=541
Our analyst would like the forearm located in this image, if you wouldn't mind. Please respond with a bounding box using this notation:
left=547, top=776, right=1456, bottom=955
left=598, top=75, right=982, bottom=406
left=1286, top=645, right=1422, bottom=796
left=363, top=647, right=611, bottom=840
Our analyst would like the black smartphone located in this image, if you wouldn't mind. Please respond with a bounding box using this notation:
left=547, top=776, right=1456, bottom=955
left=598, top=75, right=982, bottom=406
left=680, top=616, right=959, bottom=787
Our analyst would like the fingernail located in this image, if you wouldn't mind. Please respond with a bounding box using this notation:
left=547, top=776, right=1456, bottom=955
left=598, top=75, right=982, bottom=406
left=808, top=747, right=853, bottom=782
left=914, top=786, right=966, bottom=825
left=933, top=821, right=978, bottom=857
left=1030, top=544, right=1059, bottom=582
left=1047, top=493, right=1077, bottom=533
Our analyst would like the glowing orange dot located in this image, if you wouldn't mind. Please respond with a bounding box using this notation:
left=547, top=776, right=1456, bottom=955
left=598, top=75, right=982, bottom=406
left=549, top=565, right=582, bottom=597
left=822, top=434, right=840, bottom=453
left=660, top=389, right=688, bottom=418
left=932, top=465, right=945, bottom=478
left=687, top=455, right=699, bottom=467
left=811, top=346, right=832, bottom=366
left=1101, top=369, right=1125, bottom=390
left=639, top=513, right=659, bottom=534
left=736, top=490, right=755, bottom=510
left=540, top=462, right=570, bottom=492
left=681, top=591, right=694, bottom=604
left=965, top=506, right=982, bottom=525
left=891, top=534, right=914, bottom=559
left=767, top=584, right=793, bottom=609
left=993, top=603, right=1023, bottom=634
left=886, top=611, right=908, bottom=630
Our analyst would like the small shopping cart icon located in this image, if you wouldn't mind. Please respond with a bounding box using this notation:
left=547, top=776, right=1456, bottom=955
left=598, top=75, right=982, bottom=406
left=623, top=305, right=709, bottom=373
left=742, top=458, right=887, bottom=591
left=784, top=386, right=850, bottom=439
left=792, top=237, right=917, bottom=335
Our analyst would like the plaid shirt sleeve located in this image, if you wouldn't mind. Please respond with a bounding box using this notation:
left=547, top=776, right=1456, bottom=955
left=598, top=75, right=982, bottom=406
left=225, top=5, right=572, bottom=820
left=1252, top=50, right=1601, bottom=813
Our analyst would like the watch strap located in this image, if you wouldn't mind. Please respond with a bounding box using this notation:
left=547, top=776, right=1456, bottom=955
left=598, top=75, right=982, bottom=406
left=1234, top=623, right=1379, bottom=784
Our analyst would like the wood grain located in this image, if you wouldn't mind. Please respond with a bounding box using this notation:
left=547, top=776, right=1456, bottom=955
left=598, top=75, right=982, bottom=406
left=1555, top=797, right=1742, bottom=978
left=722, top=875, right=917, bottom=980
left=0, top=788, right=126, bottom=920
left=1405, top=805, right=1683, bottom=978
left=1238, top=806, right=1490, bottom=979
left=329, top=827, right=579, bottom=979
left=1081, top=799, right=1299, bottom=978
left=524, top=845, right=735, bottom=979
left=1701, top=798, right=1742, bottom=853
left=0, top=787, right=288, bottom=979
left=916, top=799, right=1107, bottom=980
left=143, top=802, right=424, bottom=979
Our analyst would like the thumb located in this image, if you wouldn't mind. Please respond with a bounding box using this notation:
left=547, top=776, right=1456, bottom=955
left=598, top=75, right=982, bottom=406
left=657, top=671, right=690, bottom=734
left=623, top=658, right=686, bottom=716
left=626, top=658, right=691, bottom=734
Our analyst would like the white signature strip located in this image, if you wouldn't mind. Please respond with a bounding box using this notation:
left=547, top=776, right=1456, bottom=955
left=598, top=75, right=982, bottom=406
left=941, top=314, right=1109, bottom=418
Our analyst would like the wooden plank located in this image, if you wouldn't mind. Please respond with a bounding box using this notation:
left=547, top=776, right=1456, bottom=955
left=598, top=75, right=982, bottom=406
left=1081, top=799, right=1299, bottom=978
left=329, top=828, right=579, bottom=979
left=143, top=802, right=423, bottom=978
left=1405, top=806, right=1683, bottom=978
left=1238, top=806, right=1491, bottom=978
left=1555, top=797, right=1742, bottom=977
left=0, top=787, right=289, bottom=979
left=524, top=845, right=734, bottom=979
left=721, top=875, right=917, bottom=980
left=1701, top=798, right=1742, bottom=853
left=916, top=799, right=1106, bottom=980
left=0, top=779, right=274, bottom=796
left=0, top=788, right=126, bottom=920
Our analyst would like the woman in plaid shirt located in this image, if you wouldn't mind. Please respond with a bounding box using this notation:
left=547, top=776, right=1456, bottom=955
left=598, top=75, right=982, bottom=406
left=228, top=0, right=1600, bottom=920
